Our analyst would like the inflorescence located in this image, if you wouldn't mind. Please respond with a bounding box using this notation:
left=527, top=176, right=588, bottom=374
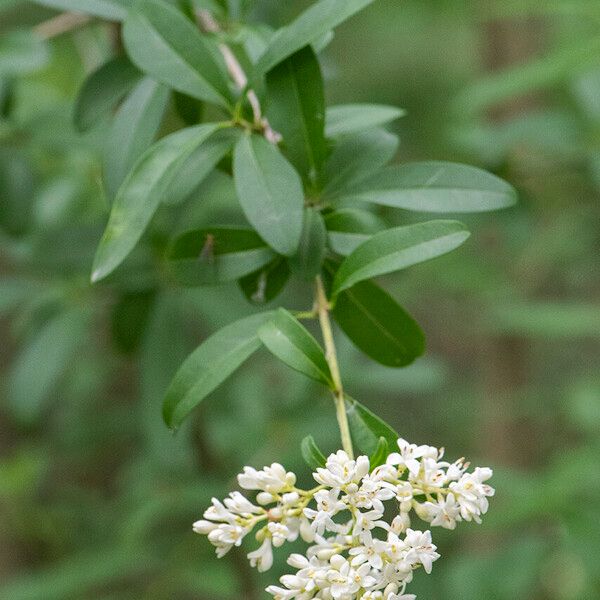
left=193, top=438, right=494, bottom=599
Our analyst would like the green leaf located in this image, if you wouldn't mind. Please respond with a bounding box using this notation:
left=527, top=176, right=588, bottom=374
left=254, top=0, right=374, bottom=75
left=167, top=227, right=276, bottom=286
left=92, top=123, right=222, bottom=282
left=265, top=45, right=326, bottom=182
left=332, top=220, right=471, bottom=297
left=333, top=280, right=425, bottom=367
left=288, top=208, right=327, bottom=279
left=123, top=0, right=231, bottom=107
left=258, top=308, right=333, bottom=386
left=323, top=128, right=398, bottom=198
left=347, top=162, right=518, bottom=213
left=74, top=56, right=141, bottom=132
left=369, top=437, right=389, bottom=469
left=301, top=435, right=327, bottom=469
left=0, top=30, right=49, bottom=76
left=325, top=103, right=405, bottom=138
left=324, top=208, right=384, bottom=256
left=345, top=395, right=398, bottom=454
left=32, top=0, right=130, bottom=20
left=239, top=258, right=290, bottom=305
left=103, top=78, right=170, bottom=198
left=233, top=133, right=304, bottom=256
left=163, top=311, right=274, bottom=429
left=163, top=128, right=239, bottom=205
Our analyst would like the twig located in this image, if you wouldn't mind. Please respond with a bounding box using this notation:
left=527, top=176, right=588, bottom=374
left=196, top=9, right=281, bottom=143
left=34, top=12, right=91, bottom=40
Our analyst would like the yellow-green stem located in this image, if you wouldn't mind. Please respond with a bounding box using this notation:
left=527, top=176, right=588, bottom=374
left=315, top=276, right=354, bottom=459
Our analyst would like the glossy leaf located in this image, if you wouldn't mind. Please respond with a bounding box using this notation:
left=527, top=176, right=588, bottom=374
left=255, top=0, right=374, bottom=75
left=323, top=128, right=398, bottom=198
left=103, top=78, right=170, bottom=198
left=239, top=258, right=291, bottom=305
left=92, top=123, right=222, bottom=282
left=32, top=0, right=130, bottom=20
left=289, top=209, right=327, bottom=279
left=301, top=435, right=327, bottom=469
left=123, top=0, right=231, bottom=107
left=325, top=103, right=405, bottom=138
left=325, top=208, right=384, bottom=256
left=333, top=280, right=425, bottom=367
left=167, top=227, right=276, bottom=286
left=347, top=162, right=518, bottom=213
left=163, top=311, right=274, bottom=428
left=233, top=133, right=304, bottom=256
left=258, top=308, right=333, bottom=386
left=369, top=437, right=389, bottom=469
left=74, top=56, right=141, bottom=132
left=345, top=395, right=398, bottom=454
left=266, top=45, right=326, bottom=182
left=332, top=220, right=471, bottom=297
left=0, top=30, right=49, bottom=76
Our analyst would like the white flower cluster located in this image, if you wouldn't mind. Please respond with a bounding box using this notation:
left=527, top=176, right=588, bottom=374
left=193, top=438, right=495, bottom=600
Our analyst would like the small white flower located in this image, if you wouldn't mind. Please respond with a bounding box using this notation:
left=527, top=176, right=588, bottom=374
left=314, top=451, right=370, bottom=488
left=238, top=463, right=296, bottom=494
left=248, top=537, right=274, bottom=572
left=416, top=493, right=461, bottom=530
left=403, top=529, right=440, bottom=574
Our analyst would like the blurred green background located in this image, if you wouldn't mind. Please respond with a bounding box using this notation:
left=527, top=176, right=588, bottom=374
left=1, top=1, right=600, bottom=598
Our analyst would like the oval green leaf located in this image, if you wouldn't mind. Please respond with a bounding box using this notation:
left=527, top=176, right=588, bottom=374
left=289, top=208, right=327, bottom=279
left=163, top=311, right=274, bottom=429
left=348, top=161, right=518, bottom=213
left=258, top=308, right=333, bottom=386
left=332, top=220, right=471, bottom=297
left=325, top=208, right=384, bottom=256
left=345, top=395, right=398, bottom=455
left=325, top=103, right=405, bottom=138
left=233, top=133, right=304, bottom=256
left=301, top=435, right=327, bottom=469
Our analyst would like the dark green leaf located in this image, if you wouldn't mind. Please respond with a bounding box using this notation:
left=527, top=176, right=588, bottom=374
left=74, top=56, right=141, bottom=132
left=258, top=308, right=333, bottom=386
left=163, top=311, right=274, bottom=428
left=332, top=220, right=471, bottom=297
left=32, top=0, right=130, bottom=20
left=323, top=128, right=398, bottom=198
left=333, top=280, right=425, bottom=367
left=369, top=436, right=389, bottom=468
left=347, top=162, right=518, bottom=213
left=301, top=435, right=327, bottom=469
left=288, top=208, right=327, bottom=279
left=325, top=103, right=405, bottom=138
left=345, top=395, right=398, bottom=454
left=92, top=123, right=222, bottom=282
left=167, top=227, right=276, bottom=286
left=254, top=0, right=374, bottom=75
left=103, top=78, right=170, bottom=198
left=266, top=45, right=326, bottom=182
left=0, top=30, right=49, bottom=76
left=239, top=258, right=290, bottom=305
left=233, top=133, right=304, bottom=256
left=173, top=91, right=203, bottom=125
left=325, top=208, right=384, bottom=256
left=123, top=0, right=231, bottom=107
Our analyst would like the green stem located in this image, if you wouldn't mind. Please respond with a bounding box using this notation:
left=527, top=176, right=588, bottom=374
left=315, top=276, right=354, bottom=459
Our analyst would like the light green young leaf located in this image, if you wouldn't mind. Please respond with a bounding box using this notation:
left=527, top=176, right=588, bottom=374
left=266, top=45, right=326, bottom=182
left=345, top=395, right=398, bottom=454
left=255, top=0, right=374, bottom=76
left=103, top=78, right=170, bottom=198
left=301, top=435, right=327, bottom=469
left=92, top=123, right=223, bottom=282
left=233, top=133, right=304, bottom=256
left=258, top=308, right=333, bottom=386
left=74, top=56, right=141, bottom=133
left=325, top=208, right=384, bottom=256
left=289, top=209, right=327, bottom=279
left=123, top=0, right=231, bottom=107
left=323, top=128, right=398, bottom=198
left=325, top=104, right=405, bottom=138
left=167, top=227, right=276, bottom=286
left=32, top=0, right=130, bottom=20
left=332, top=220, right=470, bottom=297
left=163, top=311, right=274, bottom=429
left=347, top=162, right=517, bottom=213
left=0, top=30, right=49, bottom=76
left=333, top=280, right=425, bottom=367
